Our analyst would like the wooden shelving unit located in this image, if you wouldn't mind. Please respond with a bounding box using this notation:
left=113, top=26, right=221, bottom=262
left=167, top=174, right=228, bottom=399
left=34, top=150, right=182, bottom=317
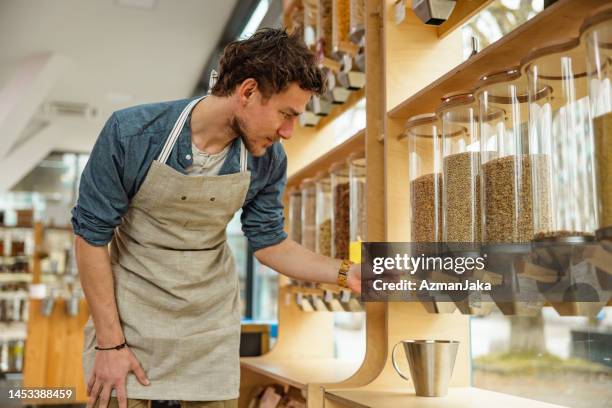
left=387, top=0, right=601, bottom=121
left=0, top=222, right=88, bottom=403
left=239, top=1, right=606, bottom=407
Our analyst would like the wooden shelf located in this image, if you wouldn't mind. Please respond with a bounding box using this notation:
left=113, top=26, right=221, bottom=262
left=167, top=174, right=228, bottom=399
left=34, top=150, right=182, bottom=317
left=286, top=129, right=365, bottom=189
left=241, top=357, right=361, bottom=391
left=325, top=387, right=566, bottom=408
left=0, top=273, right=59, bottom=283
left=387, top=0, right=602, bottom=121
left=0, top=322, right=28, bottom=341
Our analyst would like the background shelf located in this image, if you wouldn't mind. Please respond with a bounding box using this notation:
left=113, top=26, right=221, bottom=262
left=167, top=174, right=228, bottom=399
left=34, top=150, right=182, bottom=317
left=387, top=0, right=602, bottom=121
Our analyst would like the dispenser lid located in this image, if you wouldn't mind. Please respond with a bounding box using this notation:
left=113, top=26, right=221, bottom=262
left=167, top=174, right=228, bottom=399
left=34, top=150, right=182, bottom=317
left=520, top=37, right=587, bottom=80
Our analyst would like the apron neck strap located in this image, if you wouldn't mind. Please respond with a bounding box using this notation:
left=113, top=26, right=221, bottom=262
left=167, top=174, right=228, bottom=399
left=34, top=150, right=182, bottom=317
left=158, top=96, right=205, bottom=164
left=239, top=139, right=248, bottom=173
left=158, top=95, right=249, bottom=173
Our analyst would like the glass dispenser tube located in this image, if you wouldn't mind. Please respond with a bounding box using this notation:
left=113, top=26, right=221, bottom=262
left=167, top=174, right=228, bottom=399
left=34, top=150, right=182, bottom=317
left=521, top=38, right=598, bottom=239
left=581, top=8, right=612, bottom=235
left=315, top=172, right=333, bottom=256
left=331, top=161, right=350, bottom=258
left=300, top=178, right=317, bottom=251
left=438, top=92, right=483, bottom=243
left=405, top=113, right=442, bottom=243
left=348, top=153, right=366, bottom=244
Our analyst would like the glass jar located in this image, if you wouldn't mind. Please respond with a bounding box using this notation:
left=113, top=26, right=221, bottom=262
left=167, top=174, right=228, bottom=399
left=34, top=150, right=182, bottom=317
left=288, top=187, right=302, bottom=244
left=317, top=0, right=333, bottom=58
left=437, top=92, right=482, bottom=243
left=315, top=172, right=332, bottom=256
left=476, top=68, right=549, bottom=243
left=405, top=113, right=442, bottom=243
left=581, top=8, right=612, bottom=234
left=521, top=38, right=597, bottom=239
left=332, top=0, right=350, bottom=53
left=348, top=153, right=366, bottom=243
left=349, top=0, right=365, bottom=43
left=331, top=161, right=350, bottom=258
left=303, top=0, right=318, bottom=49
left=300, top=178, right=317, bottom=251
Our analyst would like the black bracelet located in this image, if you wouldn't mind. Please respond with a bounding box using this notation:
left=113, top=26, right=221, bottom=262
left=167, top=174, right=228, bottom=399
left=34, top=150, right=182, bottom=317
left=95, top=341, right=128, bottom=351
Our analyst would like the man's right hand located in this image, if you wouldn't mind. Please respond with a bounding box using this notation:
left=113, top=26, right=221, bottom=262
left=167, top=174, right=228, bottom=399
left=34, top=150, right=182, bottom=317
left=86, top=347, right=149, bottom=408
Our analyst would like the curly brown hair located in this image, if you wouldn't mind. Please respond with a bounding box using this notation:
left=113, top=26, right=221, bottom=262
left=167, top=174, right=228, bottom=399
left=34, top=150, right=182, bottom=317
left=211, top=28, right=327, bottom=98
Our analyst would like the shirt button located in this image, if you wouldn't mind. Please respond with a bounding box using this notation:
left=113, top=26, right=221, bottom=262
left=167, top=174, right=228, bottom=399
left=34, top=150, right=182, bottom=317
left=185, top=154, right=192, bottom=160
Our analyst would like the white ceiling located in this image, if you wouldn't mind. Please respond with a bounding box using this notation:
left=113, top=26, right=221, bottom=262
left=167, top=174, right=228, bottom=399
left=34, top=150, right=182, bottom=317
left=0, top=0, right=239, bottom=190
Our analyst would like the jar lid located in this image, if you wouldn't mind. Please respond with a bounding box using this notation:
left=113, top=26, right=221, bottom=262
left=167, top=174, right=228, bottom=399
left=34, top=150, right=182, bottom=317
left=579, top=4, right=612, bottom=37
left=475, top=67, right=550, bottom=104
left=520, top=37, right=587, bottom=80
left=300, top=177, right=315, bottom=189
left=347, top=152, right=366, bottom=167
left=314, top=171, right=330, bottom=182
left=436, top=91, right=476, bottom=114
left=329, top=160, right=349, bottom=173
left=477, top=67, right=521, bottom=87
left=405, top=113, right=438, bottom=128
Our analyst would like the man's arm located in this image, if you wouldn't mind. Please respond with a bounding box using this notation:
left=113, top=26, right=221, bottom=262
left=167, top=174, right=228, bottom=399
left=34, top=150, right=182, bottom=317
left=75, top=236, right=124, bottom=347
left=254, top=238, right=361, bottom=292
left=72, top=113, right=149, bottom=408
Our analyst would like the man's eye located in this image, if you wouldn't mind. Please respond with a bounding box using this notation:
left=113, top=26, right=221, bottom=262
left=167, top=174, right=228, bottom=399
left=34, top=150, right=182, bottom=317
left=281, top=112, right=291, bottom=120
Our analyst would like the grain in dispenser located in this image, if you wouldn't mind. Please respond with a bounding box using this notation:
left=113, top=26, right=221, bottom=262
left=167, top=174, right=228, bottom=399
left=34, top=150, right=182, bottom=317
left=348, top=153, right=366, bottom=259
left=315, top=172, right=333, bottom=256
left=438, top=92, right=482, bottom=243
left=331, top=161, right=350, bottom=259
left=476, top=68, right=550, bottom=244
left=405, top=114, right=443, bottom=243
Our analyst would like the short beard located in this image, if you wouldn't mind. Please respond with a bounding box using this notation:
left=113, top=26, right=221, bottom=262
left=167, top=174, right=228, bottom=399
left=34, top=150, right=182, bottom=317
left=230, top=115, right=263, bottom=156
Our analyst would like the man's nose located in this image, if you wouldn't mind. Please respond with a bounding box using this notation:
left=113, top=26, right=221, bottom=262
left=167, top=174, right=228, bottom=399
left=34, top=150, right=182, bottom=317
left=278, top=119, right=294, bottom=140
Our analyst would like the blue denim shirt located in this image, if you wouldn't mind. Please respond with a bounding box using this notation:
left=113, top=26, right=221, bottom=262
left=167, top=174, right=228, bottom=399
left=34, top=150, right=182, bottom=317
left=71, top=97, right=288, bottom=251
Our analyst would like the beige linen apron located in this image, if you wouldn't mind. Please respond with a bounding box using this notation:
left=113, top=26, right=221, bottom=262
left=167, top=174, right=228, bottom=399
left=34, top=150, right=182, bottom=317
left=83, top=96, right=251, bottom=401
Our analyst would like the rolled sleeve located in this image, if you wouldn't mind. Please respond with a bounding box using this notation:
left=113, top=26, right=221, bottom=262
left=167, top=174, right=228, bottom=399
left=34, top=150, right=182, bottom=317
left=241, top=146, right=288, bottom=252
left=71, top=113, right=130, bottom=246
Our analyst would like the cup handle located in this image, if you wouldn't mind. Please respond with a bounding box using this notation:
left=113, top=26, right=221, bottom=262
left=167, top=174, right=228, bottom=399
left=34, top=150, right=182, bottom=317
left=391, top=342, right=410, bottom=381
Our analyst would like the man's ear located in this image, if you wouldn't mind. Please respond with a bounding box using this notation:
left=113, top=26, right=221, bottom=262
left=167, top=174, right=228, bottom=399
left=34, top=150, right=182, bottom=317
left=238, top=78, right=258, bottom=104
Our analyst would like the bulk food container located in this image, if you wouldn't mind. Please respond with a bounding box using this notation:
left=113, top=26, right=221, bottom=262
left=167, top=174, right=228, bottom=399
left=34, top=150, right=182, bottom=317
left=437, top=92, right=482, bottom=243
left=522, top=39, right=609, bottom=317
left=332, top=0, right=350, bottom=54
left=288, top=187, right=302, bottom=244
left=300, top=178, right=317, bottom=251
left=405, top=113, right=442, bottom=243
left=438, top=92, right=495, bottom=315
left=317, top=0, right=333, bottom=57
left=521, top=38, right=598, bottom=239
left=475, top=68, right=550, bottom=316
left=303, top=0, right=318, bottom=49
left=348, top=153, right=366, bottom=245
left=581, top=7, right=612, bottom=237
left=476, top=68, right=549, bottom=243
left=331, top=161, right=350, bottom=259
left=315, top=172, right=333, bottom=256
left=349, top=0, right=366, bottom=43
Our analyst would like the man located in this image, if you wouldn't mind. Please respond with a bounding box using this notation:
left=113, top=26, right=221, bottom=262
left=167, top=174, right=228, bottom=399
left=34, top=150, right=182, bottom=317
left=72, top=28, right=361, bottom=408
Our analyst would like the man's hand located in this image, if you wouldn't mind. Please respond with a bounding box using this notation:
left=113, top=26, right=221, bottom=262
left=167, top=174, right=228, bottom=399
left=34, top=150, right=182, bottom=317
left=348, top=263, right=362, bottom=294
left=87, top=348, right=149, bottom=408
